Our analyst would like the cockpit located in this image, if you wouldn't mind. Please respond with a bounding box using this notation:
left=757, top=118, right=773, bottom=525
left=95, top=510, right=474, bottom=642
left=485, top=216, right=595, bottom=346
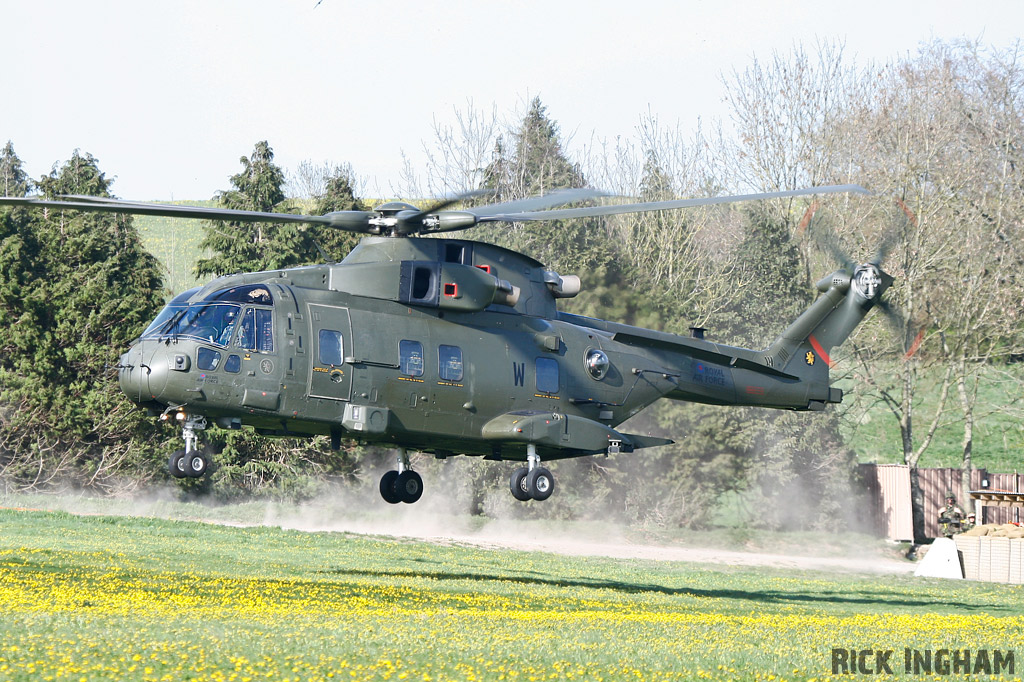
left=141, top=284, right=275, bottom=351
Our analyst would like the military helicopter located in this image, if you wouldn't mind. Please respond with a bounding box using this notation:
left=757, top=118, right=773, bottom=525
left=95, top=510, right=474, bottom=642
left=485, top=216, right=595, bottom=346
left=1, top=184, right=887, bottom=504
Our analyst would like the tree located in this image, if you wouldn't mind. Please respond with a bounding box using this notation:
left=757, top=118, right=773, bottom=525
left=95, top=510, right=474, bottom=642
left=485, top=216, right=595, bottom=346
left=0, top=150, right=167, bottom=491
left=1, top=141, right=29, bottom=197
left=285, top=159, right=368, bottom=261
left=192, top=148, right=376, bottom=498
left=479, top=97, right=606, bottom=274
left=311, top=164, right=367, bottom=261
left=844, top=41, right=1024, bottom=539
left=714, top=38, right=1024, bottom=538
left=196, top=141, right=311, bottom=276
left=720, top=206, right=813, bottom=346
left=713, top=207, right=856, bottom=530
left=422, top=101, right=500, bottom=197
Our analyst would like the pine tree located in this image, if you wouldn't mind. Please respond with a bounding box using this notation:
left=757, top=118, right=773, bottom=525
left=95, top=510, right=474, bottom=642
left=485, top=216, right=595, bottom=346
left=720, top=206, right=812, bottom=347
left=312, top=166, right=366, bottom=261
left=192, top=150, right=373, bottom=498
left=196, top=141, right=313, bottom=276
left=713, top=206, right=855, bottom=530
left=0, top=150, right=168, bottom=490
left=1, top=141, right=29, bottom=197
left=480, top=97, right=608, bottom=274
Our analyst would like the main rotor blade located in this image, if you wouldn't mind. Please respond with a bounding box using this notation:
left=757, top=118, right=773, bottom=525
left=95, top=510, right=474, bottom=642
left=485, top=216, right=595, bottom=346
left=478, top=184, right=870, bottom=223
left=0, top=195, right=339, bottom=226
left=808, top=221, right=857, bottom=272
left=413, top=189, right=495, bottom=217
left=468, top=188, right=610, bottom=218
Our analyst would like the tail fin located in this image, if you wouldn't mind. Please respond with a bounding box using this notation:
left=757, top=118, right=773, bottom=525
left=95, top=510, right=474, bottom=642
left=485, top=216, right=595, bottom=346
left=765, top=264, right=893, bottom=376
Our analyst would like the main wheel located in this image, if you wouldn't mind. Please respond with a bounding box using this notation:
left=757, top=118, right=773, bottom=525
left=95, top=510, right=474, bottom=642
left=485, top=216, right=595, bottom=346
left=395, top=470, right=423, bottom=504
left=379, top=470, right=402, bottom=504
left=510, top=467, right=531, bottom=501
left=526, top=467, right=555, bottom=501
left=169, top=450, right=187, bottom=478
left=185, top=450, right=209, bottom=478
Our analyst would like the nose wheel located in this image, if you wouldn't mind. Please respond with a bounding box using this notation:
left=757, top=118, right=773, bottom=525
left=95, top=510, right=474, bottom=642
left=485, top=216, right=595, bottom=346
left=167, top=412, right=210, bottom=479
left=509, top=445, right=555, bottom=501
left=379, top=449, right=423, bottom=504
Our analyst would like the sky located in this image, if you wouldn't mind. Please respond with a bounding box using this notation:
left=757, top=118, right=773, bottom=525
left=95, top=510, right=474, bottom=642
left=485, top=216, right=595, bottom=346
left=3, top=0, right=1022, bottom=201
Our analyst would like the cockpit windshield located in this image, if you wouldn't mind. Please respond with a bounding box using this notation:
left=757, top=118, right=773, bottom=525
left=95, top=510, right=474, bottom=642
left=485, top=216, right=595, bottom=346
left=141, top=287, right=201, bottom=338
left=143, top=302, right=241, bottom=347
left=140, top=285, right=273, bottom=347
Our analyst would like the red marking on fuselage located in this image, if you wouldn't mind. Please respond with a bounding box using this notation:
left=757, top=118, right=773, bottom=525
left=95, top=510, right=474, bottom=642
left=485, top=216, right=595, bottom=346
left=808, top=334, right=834, bottom=368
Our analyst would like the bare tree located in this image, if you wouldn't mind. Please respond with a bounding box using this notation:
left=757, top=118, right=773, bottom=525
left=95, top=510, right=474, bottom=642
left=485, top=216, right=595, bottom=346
left=841, top=40, right=1024, bottom=539
left=583, top=111, right=749, bottom=329
left=286, top=160, right=366, bottom=202
left=422, top=100, right=500, bottom=196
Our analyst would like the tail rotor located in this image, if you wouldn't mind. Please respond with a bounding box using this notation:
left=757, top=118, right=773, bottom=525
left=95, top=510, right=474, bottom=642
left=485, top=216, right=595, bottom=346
left=807, top=197, right=924, bottom=360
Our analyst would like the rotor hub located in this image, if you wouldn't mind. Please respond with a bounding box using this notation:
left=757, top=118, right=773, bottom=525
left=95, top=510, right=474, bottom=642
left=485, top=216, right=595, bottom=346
left=852, top=263, right=883, bottom=300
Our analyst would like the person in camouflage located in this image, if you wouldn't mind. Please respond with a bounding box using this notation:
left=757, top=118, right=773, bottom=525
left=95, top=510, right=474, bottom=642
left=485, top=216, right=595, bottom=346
left=962, top=512, right=976, bottom=532
left=937, top=492, right=966, bottom=538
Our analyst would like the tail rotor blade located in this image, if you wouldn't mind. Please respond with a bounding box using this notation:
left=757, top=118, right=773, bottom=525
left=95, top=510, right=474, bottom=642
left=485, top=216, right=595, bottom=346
left=871, top=226, right=901, bottom=267
left=809, top=221, right=857, bottom=272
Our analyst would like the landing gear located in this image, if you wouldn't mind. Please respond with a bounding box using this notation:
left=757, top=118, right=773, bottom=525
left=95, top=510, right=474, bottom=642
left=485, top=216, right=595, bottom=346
left=510, top=467, right=531, bottom=501
left=379, top=449, right=423, bottom=504
left=509, top=444, right=555, bottom=501
left=170, top=450, right=188, bottom=478
left=167, top=411, right=211, bottom=479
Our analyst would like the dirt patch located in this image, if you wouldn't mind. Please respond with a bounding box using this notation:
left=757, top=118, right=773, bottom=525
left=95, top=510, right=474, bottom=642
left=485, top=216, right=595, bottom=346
left=371, top=529, right=915, bottom=575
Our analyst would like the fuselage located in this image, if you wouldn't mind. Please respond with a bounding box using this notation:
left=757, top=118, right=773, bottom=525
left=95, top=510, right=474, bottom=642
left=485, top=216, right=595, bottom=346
left=119, top=236, right=846, bottom=462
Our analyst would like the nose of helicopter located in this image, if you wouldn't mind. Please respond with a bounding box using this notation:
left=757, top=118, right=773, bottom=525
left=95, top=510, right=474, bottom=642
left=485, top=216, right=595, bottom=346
left=118, top=342, right=169, bottom=405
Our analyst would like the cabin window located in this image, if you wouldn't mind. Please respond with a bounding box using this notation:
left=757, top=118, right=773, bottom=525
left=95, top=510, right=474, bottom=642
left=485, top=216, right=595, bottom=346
left=224, top=354, right=241, bottom=373
left=400, top=340, right=424, bottom=376
left=536, top=357, right=559, bottom=394
left=318, top=330, right=344, bottom=366
left=438, top=345, right=463, bottom=382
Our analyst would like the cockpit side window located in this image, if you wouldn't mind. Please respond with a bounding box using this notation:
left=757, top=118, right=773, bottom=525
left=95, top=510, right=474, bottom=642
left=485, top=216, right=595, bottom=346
left=235, top=307, right=274, bottom=353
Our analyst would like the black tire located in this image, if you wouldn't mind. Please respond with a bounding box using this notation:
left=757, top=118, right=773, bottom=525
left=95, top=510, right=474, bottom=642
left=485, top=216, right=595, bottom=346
left=169, top=450, right=187, bottom=478
left=510, top=467, right=531, bottom=501
left=526, top=467, right=555, bottom=501
left=379, top=470, right=402, bottom=504
left=396, top=470, right=423, bottom=504
left=185, top=450, right=209, bottom=478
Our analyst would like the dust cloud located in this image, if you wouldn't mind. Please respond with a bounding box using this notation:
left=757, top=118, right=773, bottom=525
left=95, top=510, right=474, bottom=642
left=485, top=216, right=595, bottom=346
left=2, top=470, right=912, bottom=576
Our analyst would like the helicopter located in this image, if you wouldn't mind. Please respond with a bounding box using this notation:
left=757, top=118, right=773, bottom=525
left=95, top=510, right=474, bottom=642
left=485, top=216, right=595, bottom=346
left=1, top=184, right=887, bottom=504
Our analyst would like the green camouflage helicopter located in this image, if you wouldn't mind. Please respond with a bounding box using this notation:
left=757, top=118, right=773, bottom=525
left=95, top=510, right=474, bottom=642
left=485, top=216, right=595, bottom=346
left=1, top=184, right=887, bottom=504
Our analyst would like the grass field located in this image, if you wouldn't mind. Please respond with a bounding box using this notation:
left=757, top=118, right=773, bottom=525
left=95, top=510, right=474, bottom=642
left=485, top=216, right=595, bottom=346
left=836, top=362, right=1024, bottom=473
left=133, top=201, right=215, bottom=296
left=1, top=500, right=1021, bottom=681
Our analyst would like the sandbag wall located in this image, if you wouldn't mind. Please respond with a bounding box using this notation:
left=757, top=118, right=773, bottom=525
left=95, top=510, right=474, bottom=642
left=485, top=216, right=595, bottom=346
left=955, top=529, right=1024, bottom=584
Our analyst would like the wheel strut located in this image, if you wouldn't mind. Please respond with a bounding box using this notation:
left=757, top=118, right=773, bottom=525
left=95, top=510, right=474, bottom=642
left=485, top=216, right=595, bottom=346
left=167, top=411, right=210, bottom=479
left=527, top=443, right=540, bottom=471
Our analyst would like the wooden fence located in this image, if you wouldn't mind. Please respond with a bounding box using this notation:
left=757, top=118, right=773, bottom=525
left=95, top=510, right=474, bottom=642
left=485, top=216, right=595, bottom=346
left=858, top=464, right=1023, bottom=541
